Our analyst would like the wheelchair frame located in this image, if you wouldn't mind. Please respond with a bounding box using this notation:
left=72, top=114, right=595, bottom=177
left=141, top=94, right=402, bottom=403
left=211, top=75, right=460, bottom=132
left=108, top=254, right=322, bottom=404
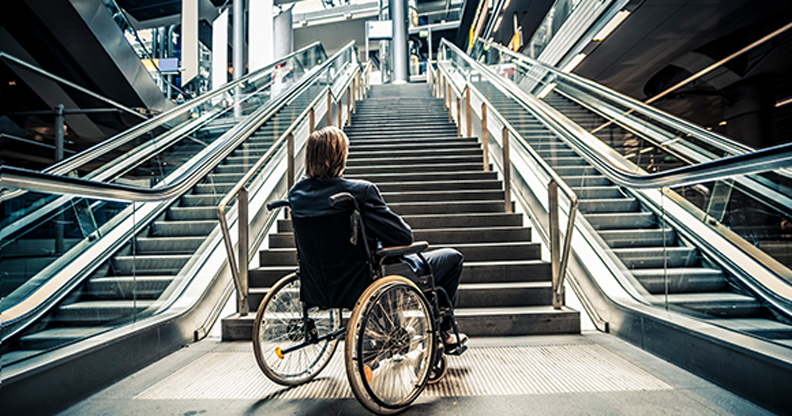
left=252, top=193, right=466, bottom=414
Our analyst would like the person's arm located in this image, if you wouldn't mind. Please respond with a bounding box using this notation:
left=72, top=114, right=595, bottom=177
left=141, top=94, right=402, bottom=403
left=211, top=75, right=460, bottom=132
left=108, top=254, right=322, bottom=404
left=361, top=183, right=412, bottom=247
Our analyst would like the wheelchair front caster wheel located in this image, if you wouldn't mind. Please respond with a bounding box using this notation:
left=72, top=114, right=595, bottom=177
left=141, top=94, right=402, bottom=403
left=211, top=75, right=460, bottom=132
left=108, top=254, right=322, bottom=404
left=427, top=355, right=447, bottom=384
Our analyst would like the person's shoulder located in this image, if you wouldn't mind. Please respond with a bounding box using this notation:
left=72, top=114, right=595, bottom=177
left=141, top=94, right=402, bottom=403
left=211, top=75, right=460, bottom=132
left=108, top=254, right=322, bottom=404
left=340, top=178, right=375, bottom=188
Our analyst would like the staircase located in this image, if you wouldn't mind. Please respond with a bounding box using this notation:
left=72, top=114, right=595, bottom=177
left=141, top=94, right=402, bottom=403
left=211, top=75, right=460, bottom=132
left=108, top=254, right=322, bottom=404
left=222, top=83, right=579, bottom=340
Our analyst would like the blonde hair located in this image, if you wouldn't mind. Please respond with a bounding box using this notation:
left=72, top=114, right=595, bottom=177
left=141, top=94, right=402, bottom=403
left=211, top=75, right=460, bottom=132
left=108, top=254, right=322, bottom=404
left=305, top=126, right=349, bottom=179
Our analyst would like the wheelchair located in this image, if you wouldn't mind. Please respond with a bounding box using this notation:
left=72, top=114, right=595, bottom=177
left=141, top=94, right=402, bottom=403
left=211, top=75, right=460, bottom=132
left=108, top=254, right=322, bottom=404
left=253, top=192, right=467, bottom=415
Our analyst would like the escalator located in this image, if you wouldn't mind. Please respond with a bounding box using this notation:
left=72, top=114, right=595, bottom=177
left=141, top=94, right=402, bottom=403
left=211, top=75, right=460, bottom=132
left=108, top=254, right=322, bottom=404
left=436, top=38, right=792, bottom=413
left=1, top=0, right=173, bottom=113
left=480, top=84, right=772, bottom=326
left=1, top=41, right=362, bottom=416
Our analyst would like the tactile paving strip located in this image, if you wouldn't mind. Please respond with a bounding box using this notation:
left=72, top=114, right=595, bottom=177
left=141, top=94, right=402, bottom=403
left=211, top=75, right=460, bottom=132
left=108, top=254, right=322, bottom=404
left=135, top=343, right=671, bottom=400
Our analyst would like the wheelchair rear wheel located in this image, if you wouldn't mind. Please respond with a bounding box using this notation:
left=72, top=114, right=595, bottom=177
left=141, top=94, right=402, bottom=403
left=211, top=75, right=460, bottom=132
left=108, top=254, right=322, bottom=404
left=345, top=275, right=436, bottom=415
left=253, top=273, right=341, bottom=386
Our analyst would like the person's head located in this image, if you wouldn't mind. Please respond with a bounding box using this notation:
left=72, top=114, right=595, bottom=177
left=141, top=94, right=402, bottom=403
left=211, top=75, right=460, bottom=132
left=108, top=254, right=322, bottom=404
left=304, top=126, right=349, bottom=179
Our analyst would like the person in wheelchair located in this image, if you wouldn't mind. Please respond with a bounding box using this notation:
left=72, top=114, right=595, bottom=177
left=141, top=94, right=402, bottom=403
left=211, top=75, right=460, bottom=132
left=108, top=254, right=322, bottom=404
left=288, top=126, right=468, bottom=348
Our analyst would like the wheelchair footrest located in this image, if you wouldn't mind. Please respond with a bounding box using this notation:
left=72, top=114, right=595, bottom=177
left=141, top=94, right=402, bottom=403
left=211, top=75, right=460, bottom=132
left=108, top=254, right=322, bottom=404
left=445, top=342, right=468, bottom=356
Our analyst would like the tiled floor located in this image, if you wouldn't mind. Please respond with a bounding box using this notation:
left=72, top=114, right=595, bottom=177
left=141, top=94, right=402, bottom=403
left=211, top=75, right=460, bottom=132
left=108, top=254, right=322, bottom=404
left=58, top=333, right=774, bottom=416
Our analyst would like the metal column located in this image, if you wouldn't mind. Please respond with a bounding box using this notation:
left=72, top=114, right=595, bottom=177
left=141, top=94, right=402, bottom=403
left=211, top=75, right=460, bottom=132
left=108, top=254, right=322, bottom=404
left=390, top=0, right=408, bottom=83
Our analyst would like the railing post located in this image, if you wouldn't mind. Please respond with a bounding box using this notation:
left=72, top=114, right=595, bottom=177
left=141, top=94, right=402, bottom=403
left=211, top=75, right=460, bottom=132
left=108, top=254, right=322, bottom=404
left=447, top=84, right=452, bottom=114
left=309, top=107, right=315, bottom=134
left=337, top=96, right=342, bottom=127
left=502, top=127, right=512, bottom=213
left=287, top=133, right=295, bottom=191
left=549, top=180, right=562, bottom=309
left=465, top=86, right=471, bottom=137
left=441, top=75, right=446, bottom=107
left=352, top=77, right=357, bottom=114
left=238, top=187, right=250, bottom=316
left=327, top=90, right=333, bottom=126
left=347, top=86, right=352, bottom=126
left=55, top=104, right=65, bottom=255
left=456, top=96, right=462, bottom=137
left=482, top=102, right=489, bottom=171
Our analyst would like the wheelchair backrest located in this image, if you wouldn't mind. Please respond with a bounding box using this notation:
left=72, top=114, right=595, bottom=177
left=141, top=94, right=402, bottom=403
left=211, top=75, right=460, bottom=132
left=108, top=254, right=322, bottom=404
left=291, top=210, right=375, bottom=310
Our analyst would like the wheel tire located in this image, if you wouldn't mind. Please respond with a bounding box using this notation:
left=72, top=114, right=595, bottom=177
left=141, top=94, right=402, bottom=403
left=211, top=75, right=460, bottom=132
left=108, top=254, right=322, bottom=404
left=252, top=273, right=341, bottom=386
left=345, top=275, right=436, bottom=415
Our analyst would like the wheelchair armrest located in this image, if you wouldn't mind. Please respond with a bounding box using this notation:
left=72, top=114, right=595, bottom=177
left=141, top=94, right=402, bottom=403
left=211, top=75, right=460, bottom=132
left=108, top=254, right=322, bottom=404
left=267, top=200, right=290, bottom=211
left=376, top=241, right=429, bottom=258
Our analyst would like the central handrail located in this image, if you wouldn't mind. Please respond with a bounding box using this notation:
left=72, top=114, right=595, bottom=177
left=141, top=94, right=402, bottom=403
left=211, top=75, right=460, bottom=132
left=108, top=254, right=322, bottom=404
left=436, top=41, right=579, bottom=310
left=217, top=41, right=362, bottom=316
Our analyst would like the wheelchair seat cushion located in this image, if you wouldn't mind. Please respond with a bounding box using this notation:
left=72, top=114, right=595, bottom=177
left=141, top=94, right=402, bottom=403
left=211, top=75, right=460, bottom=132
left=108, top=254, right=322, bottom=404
left=292, top=211, right=373, bottom=310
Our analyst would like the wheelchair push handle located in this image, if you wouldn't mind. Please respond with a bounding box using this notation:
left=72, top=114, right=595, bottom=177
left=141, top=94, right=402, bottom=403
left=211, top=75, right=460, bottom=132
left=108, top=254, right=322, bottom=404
left=330, top=192, right=356, bottom=207
left=267, top=200, right=290, bottom=211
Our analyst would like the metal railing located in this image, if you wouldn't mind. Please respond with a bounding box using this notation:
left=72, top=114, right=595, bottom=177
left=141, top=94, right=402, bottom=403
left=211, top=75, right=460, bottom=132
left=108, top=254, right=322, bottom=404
left=436, top=38, right=792, bottom=314
left=0, top=42, right=335, bottom=343
left=434, top=60, right=578, bottom=310
left=218, top=42, right=364, bottom=316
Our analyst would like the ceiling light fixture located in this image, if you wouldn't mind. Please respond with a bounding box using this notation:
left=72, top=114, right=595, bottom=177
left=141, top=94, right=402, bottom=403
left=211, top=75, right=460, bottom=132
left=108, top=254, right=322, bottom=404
left=776, top=96, right=792, bottom=107
left=592, top=10, right=630, bottom=42
left=502, top=0, right=511, bottom=11
left=561, top=53, right=586, bottom=73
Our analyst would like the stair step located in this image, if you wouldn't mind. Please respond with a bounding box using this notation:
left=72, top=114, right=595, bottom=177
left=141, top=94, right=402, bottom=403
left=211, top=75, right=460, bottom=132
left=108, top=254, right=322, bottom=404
left=382, top=189, right=504, bottom=203
left=663, top=293, right=762, bottom=318
left=614, top=247, right=699, bottom=268
left=561, top=175, right=612, bottom=186
left=168, top=206, right=218, bottom=221
left=389, top=200, right=510, bottom=215
left=269, top=226, right=531, bottom=248
left=573, top=186, right=624, bottom=199
left=585, top=212, right=655, bottom=229
left=87, top=276, right=173, bottom=299
left=350, top=141, right=480, bottom=152
left=349, top=148, right=483, bottom=159
left=345, top=162, right=485, bottom=175
left=578, top=198, right=639, bottom=213
left=346, top=170, right=497, bottom=183
left=631, top=268, right=725, bottom=293
left=151, top=220, right=217, bottom=237
left=18, top=327, right=112, bottom=350
left=462, top=260, right=551, bottom=283
left=347, top=154, right=483, bottom=167
left=259, top=241, right=541, bottom=266
left=276, top=212, right=523, bottom=232
left=456, top=282, right=552, bottom=307
left=220, top=305, right=579, bottom=340
left=179, top=194, right=224, bottom=207
left=54, top=300, right=155, bottom=323
left=112, top=254, right=191, bottom=274
left=134, top=236, right=206, bottom=253
left=376, top=180, right=502, bottom=193
left=454, top=306, right=580, bottom=336
left=598, top=228, right=675, bottom=248
left=248, top=260, right=551, bottom=289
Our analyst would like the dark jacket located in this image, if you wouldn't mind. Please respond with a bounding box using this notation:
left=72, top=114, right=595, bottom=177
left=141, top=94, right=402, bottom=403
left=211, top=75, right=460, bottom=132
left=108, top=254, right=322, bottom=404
left=288, top=177, right=413, bottom=308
